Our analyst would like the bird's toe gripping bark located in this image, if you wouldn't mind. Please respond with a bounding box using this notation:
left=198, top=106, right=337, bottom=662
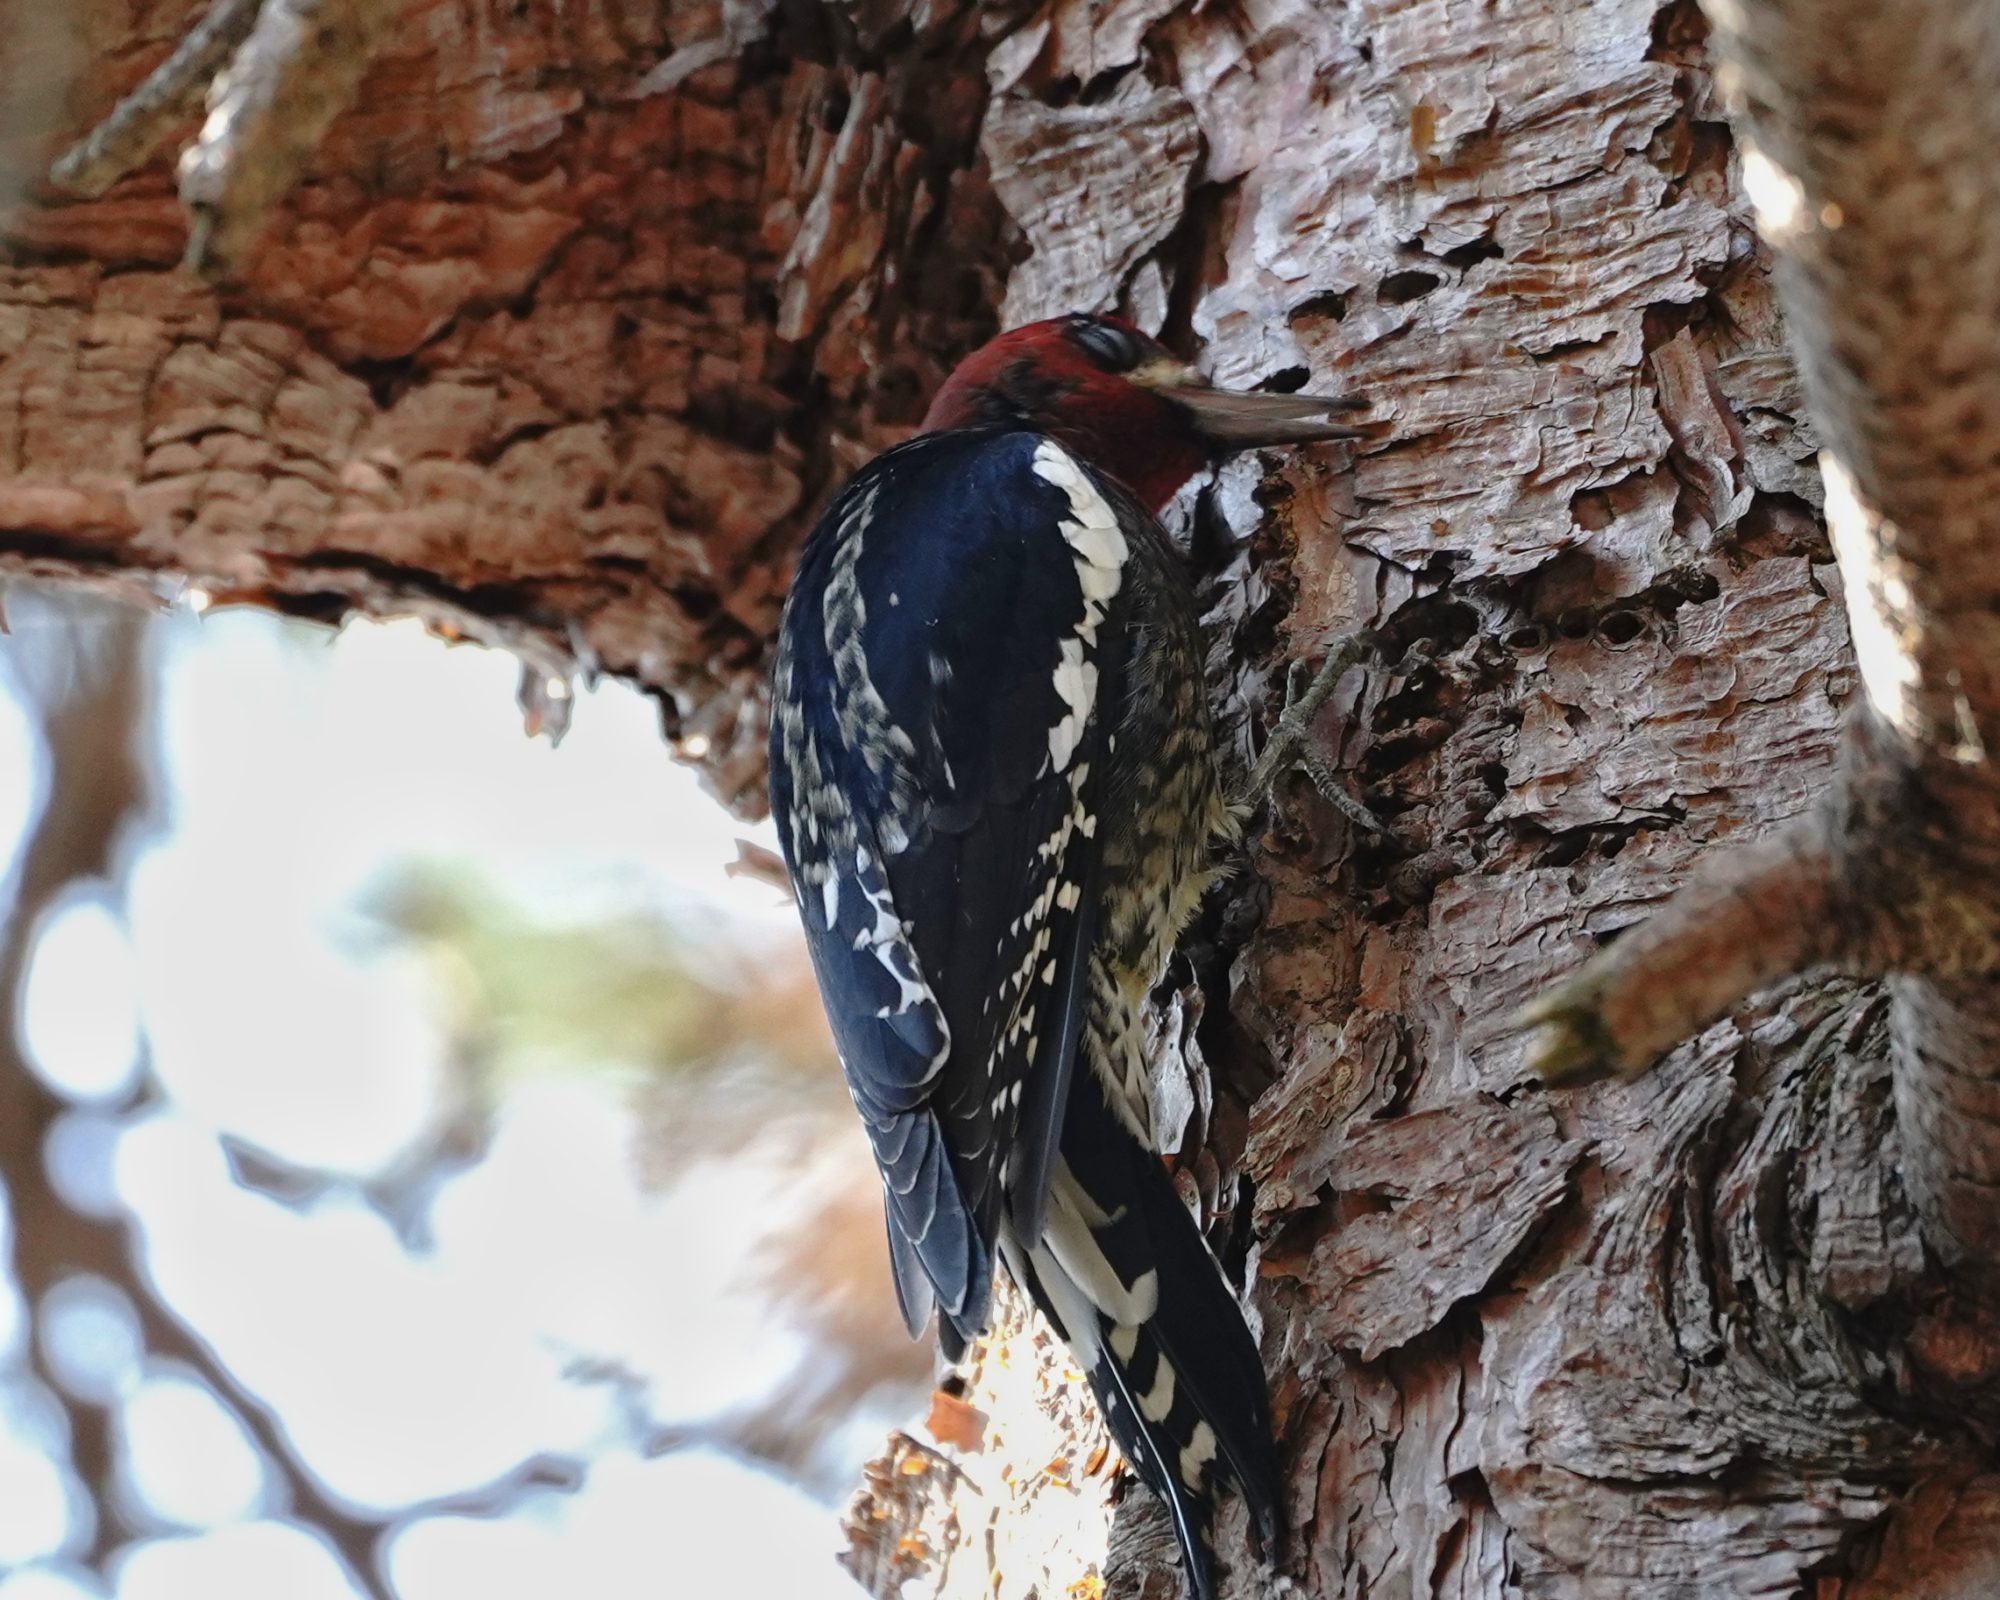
left=1240, top=629, right=1386, bottom=835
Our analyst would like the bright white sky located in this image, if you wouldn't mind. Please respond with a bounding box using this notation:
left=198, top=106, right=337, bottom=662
left=0, top=605, right=872, bottom=1599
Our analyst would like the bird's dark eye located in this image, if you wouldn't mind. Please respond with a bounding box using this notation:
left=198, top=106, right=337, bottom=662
left=1067, top=315, right=1149, bottom=372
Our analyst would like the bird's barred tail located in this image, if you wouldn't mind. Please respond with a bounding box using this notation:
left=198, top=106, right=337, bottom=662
left=1002, top=1075, right=1280, bottom=1600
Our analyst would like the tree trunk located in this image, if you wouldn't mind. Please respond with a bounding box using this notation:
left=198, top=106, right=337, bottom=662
left=3, top=0, right=1996, bottom=1595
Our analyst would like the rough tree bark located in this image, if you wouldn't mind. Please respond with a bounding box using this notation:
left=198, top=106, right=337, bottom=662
left=3, top=0, right=1998, bottom=1596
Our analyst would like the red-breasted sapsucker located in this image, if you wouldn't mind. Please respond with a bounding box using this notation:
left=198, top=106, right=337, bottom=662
left=770, top=313, right=1368, bottom=1599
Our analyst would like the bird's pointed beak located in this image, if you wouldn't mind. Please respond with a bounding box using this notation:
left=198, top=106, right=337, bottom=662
left=1161, top=384, right=1377, bottom=450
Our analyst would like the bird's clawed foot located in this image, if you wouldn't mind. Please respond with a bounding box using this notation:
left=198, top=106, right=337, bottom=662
left=1238, top=630, right=1386, bottom=834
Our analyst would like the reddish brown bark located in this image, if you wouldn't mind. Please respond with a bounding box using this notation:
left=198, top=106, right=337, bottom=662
left=5, top=0, right=2000, bottom=1595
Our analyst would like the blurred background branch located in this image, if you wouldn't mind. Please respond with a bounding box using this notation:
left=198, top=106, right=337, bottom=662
left=0, top=594, right=919, bottom=1599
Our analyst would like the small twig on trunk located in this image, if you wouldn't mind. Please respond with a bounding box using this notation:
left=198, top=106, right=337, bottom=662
left=47, top=0, right=266, bottom=198
left=178, top=0, right=406, bottom=273
left=1521, top=706, right=1997, bottom=1087
left=46, top=0, right=404, bottom=272
left=1521, top=815, right=1839, bottom=1084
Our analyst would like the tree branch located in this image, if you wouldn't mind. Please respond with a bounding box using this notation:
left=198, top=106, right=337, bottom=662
left=1524, top=0, right=2000, bottom=1282
left=0, top=601, right=395, bottom=1597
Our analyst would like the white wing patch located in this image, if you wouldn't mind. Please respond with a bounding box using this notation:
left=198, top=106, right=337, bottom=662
left=1042, top=1158, right=1160, bottom=1326
left=992, top=750, right=1094, bottom=1079
left=1049, top=639, right=1097, bottom=773
left=1179, top=1422, right=1218, bottom=1487
left=1032, top=440, right=1128, bottom=775
left=820, top=483, right=920, bottom=844
left=979, top=445, right=1127, bottom=1195
left=851, top=841, right=950, bottom=1078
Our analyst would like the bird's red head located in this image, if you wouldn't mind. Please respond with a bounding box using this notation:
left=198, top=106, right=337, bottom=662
left=922, top=313, right=1370, bottom=514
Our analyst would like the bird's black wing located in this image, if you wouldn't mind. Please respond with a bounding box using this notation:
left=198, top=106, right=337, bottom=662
left=769, top=428, right=1139, bottom=1343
